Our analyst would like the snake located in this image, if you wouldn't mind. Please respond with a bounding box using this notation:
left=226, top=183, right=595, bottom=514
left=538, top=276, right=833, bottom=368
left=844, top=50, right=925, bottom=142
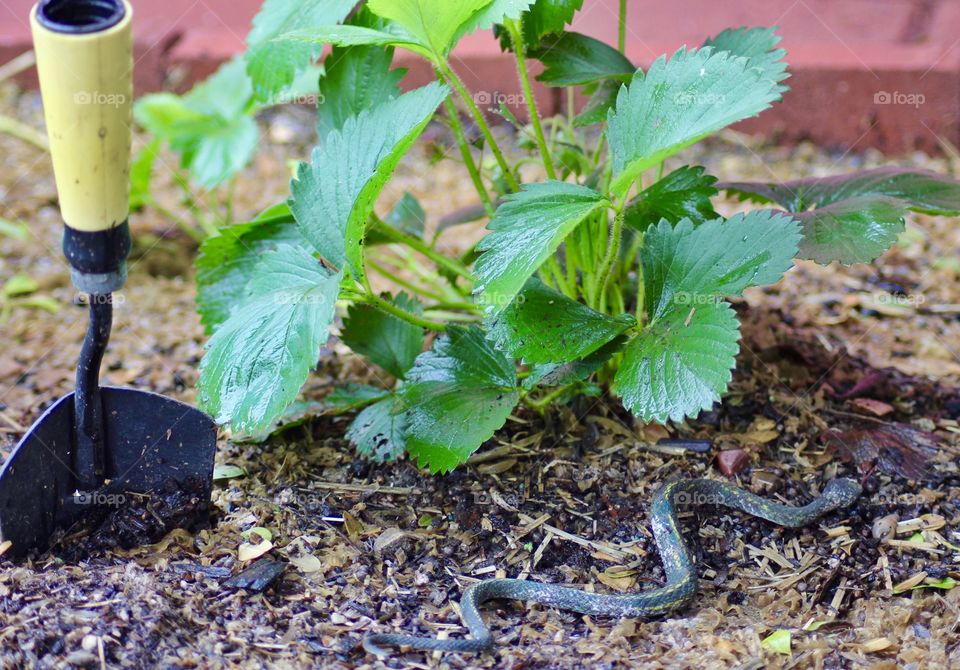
left=363, top=477, right=861, bottom=656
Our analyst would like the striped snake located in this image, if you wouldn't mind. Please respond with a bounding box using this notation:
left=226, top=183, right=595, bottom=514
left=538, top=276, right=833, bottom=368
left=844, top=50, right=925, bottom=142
left=364, top=477, right=861, bottom=656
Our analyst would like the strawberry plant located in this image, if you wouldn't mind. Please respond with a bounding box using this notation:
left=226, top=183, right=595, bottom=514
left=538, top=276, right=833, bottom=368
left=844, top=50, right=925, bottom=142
left=187, top=0, right=960, bottom=472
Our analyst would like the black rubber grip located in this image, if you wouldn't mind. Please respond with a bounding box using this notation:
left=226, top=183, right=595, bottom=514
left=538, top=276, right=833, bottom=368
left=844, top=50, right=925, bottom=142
left=62, top=220, right=131, bottom=274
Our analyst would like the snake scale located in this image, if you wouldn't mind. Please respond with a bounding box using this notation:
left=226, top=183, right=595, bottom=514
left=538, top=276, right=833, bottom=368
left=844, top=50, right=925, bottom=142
left=364, top=477, right=861, bottom=656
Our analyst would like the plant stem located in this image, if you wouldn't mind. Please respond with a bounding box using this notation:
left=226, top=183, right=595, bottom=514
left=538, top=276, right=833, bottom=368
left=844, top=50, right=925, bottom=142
left=506, top=19, right=556, bottom=180
left=368, top=259, right=448, bottom=303
left=0, top=114, right=48, bottom=151
left=443, top=97, right=495, bottom=216
left=526, top=383, right=575, bottom=412
left=618, top=0, right=628, bottom=54
left=149, top=199, right=204, bottom=243
left=437, top=60, right=520, bottom=192
left=371, top=219, right=474, bottom=282
left=363, top=291, right=448, bottom=331
left=592, top=207, right=625, bottom=311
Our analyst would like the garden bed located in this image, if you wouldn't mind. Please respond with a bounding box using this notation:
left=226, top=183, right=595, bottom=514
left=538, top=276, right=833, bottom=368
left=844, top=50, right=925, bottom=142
left=0, top=89, right=959, bottom=669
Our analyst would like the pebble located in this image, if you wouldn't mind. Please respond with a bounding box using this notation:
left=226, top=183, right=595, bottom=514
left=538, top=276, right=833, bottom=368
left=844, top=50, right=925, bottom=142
left=716, top=449, right=751, bottom=476
left=872, top=513, right=900, bottom=540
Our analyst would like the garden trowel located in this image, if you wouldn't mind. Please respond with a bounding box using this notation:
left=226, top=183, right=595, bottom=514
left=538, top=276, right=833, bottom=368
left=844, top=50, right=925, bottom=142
left=0, top=0, right=217, bottom=558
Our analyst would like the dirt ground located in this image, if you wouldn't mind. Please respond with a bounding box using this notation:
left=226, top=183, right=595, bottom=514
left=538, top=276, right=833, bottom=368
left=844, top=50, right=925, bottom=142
left=0, top=85, right=959, bottom=670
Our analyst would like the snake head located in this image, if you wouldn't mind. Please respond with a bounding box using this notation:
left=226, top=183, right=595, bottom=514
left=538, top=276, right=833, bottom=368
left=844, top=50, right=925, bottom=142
left=822, top=478, right=862, bottom=510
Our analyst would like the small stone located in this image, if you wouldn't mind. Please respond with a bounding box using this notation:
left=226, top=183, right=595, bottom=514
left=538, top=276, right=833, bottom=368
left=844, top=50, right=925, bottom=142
left=872, top=513, right=899, bottom=540
left=81, top=634, right=98, bottom=652
left=716, top=449, right=751, bottom=476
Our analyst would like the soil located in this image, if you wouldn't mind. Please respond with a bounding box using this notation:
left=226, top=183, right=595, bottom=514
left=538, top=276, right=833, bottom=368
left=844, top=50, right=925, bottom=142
left=0, top=85, right=959, bottom=670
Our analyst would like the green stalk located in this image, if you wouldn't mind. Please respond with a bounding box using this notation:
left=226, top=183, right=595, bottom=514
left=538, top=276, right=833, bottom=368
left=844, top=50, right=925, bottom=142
left=363, top=291, right=448, bottom=332
left=505, top=19, right=556, bottom=180
left=0, top=115, right=48, bottom=151
left=618, top=0, right=628, bottom=54
left=436, top=60, right=520, bottom=192
left=368, top=259, right=448, bottom=303
left=592, top=207, right=625, bottom=311
left=525, top=383, right=575, bottom=412
left=371, top=219, right=474, bottom=282
left=443, top=97, right=495, bottom=216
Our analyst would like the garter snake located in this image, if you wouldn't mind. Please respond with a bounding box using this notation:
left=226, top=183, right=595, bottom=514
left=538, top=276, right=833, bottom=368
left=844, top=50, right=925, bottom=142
left=364, top=477, right=861, bottom=656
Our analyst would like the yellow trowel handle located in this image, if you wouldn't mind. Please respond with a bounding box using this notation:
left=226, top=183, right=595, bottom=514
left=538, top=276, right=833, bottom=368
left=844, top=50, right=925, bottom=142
left=31, top=0, right=133, bottom=294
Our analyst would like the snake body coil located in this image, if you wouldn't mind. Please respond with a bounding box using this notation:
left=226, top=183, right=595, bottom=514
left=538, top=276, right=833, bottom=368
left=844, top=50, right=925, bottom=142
left=364, top=477, right=861, bottom=656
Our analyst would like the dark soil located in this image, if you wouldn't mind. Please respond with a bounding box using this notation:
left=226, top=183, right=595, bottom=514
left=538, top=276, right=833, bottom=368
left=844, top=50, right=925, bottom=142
left=0, top=87, right=958, bottom=669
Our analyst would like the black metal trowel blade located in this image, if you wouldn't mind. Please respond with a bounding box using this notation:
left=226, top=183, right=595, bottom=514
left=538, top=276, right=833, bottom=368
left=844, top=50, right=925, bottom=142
left=0, top=386, right=217, bottom=559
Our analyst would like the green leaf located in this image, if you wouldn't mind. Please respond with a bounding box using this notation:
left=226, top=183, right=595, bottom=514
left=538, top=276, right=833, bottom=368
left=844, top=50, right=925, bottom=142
left=613, top=300, right=740, bottom=423
left=3, top=274, right=38, bottom=297
left=792, top=196, right=905, bottom=265
left=761, top=629, right=792, bottom=655
left=245, top=0, right=356, bottom=100
left=911, top=577, right=957, bottom=591
left=133, top=58, right=258, bottom=188
left=574, top=79, right=620, bottom=127
left=522, top=0, right=583, bottom=44
left=316, top=11, right=407, bottom=137
left=455, top=0, right=536, bottom=45
left=274, top=24, right=430, bottom=55
left=347, top=395, right=408, bottom=462
left=195, top=203, right=306, bottom=333
left=703, top=26, right=789, bottom=87
left=720, top=167, right=960, bottom=215
left=185, top=117, right=258, bottom=189
left=213, top=464, right=247, bottom=482
left=368, top=0, right=493, bottom=56
left=317, top=43, right=404, bottom=136
left=607, top=47, right=784, bottom=197
left=0, top=219, right=28, bottom=241
left=129, top=139, right=159, bottom=211
left=486, top=278, right=634, bottom=364
left=327, top=383, right=389, bottom=412
left=474, top=180, right=608, bottom=313
left=367, top=192, right=427, bottom=244
left=290, top=82, right=448, bottom=280
left=623, top=165, right=719, bottom=232
left=640, top=212, right=800, bottom=320
left=718, top=168, right=960, bottom=265
left=398, top=327, right=519, bottom=473
left=341, top=293, right=425, bottom=378
left=530, top=32, right=634, bottom=86
left=198, top=246, right=342, bottom=434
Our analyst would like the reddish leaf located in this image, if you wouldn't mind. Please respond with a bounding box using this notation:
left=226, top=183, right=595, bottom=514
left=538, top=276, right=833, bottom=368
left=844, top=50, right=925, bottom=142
left=822, top=424, right=939, bottom=479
